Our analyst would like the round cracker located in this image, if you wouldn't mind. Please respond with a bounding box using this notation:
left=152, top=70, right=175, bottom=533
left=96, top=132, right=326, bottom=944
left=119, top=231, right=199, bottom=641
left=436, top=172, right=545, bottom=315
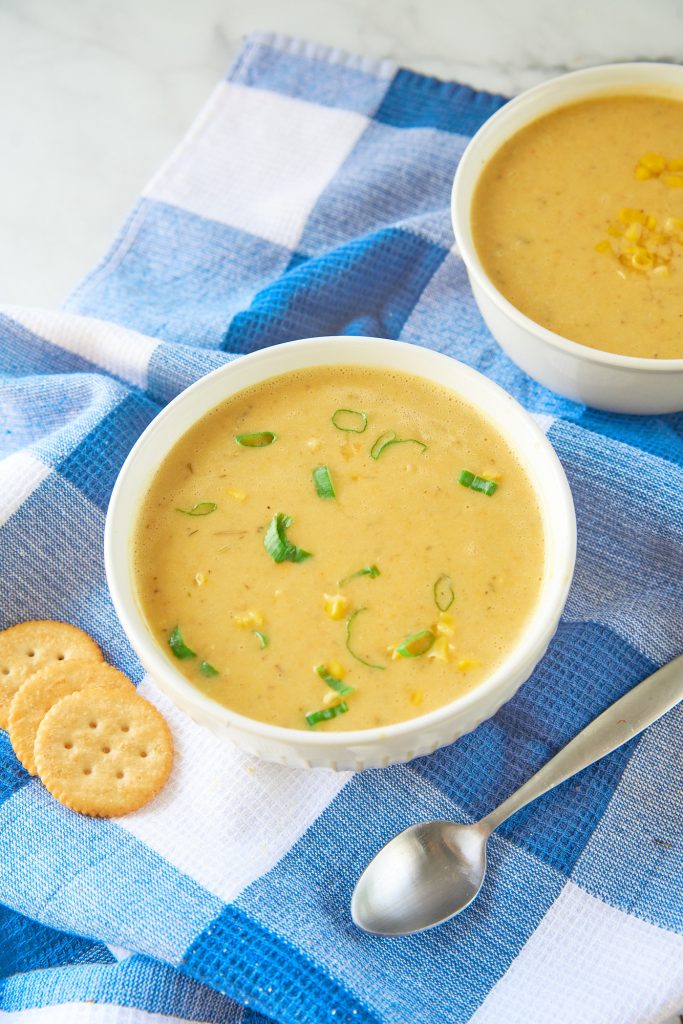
left=8, top=660, right=135, bottom=775
left=0, top=621, right=102, bottom=729
left=35, top=689, right=173, bottom=817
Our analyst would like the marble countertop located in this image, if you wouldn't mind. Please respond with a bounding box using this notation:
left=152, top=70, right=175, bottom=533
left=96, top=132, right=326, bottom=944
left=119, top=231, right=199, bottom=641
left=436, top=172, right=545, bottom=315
left=1, top=0, right=682, bottom=307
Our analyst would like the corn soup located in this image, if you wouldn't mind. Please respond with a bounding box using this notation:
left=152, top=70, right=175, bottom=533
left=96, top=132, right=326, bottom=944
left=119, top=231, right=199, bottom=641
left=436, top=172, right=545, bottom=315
left=472, top=94, right=683, bottom=360
left=133, top=366, right=544, bottom=731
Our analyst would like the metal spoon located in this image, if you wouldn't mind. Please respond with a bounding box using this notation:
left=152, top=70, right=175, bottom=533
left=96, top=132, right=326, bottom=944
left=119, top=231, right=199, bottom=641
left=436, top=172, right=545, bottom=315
left=352, top=652, right=683, bottom=936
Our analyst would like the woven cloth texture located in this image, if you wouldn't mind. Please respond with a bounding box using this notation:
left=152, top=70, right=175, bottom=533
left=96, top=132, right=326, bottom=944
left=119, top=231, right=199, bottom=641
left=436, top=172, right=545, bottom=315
left=0, top=31, right=681, bottom=1024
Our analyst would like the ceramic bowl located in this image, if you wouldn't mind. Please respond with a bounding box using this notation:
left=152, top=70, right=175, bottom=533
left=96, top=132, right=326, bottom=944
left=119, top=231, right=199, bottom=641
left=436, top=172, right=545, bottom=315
left=452, top=62, right=683, bottom=415
left=105, top=336, right=576, bottom=770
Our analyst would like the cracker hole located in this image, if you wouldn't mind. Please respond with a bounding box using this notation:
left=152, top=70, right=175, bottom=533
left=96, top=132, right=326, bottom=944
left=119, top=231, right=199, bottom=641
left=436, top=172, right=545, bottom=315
left=139, top=751, right=148, bottom=758
left=56, top=654, right=65, bottom=661
left=101, top=745, right=111, bottom=754
left=1, top=668, right=9, bottom=676
left=64, top=742, right=73, bottom=750
left=83, top=767, right=92, bottom=775
left=120, top=724, right=130, bottom=733
left=89, top=721, right=97, bottom=729
left=116, top=771, right=124, bottom=780
left=26, top=650, right=35, bottom=658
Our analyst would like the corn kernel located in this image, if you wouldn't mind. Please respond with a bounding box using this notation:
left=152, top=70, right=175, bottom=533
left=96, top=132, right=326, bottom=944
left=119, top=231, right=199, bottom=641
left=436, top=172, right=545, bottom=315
left=607, top=223, right=623, bottom=237
left=594, top=240, right=611, bottom=254
left=663, top=173, right=683, bottom=188
left=664, top=217, right=683, bottom=235
left=340, top=442, right=361, bottom=460
left=457, top=657, right=481, bottom=671
left=652, top=264, right=670, bottom=278
left=436, top=612, right=455, bottom=636
left=619, top=207, right=647, bottom=225
left=306, top=438, right=321, bottom=452
left=624, top=222, right=642, bottom=242
left=233, top=610, right=264, bottom=628
left=634, top=164, right=653, bottom=180
left=639, top=152, right=666, bottom=174
left=631, top=249, right=654, bottom=270
left=323, top=593, right=348, bottom=620
left=409, top=690, right=424, bottom=706
left=387, top=644, right=401, bottom=661
left=225, top=486, right=247, bottom=502
left=322, top=691, right=342, bottom=707
left=326, top=659, right=346, bottom=680
left=646, top=215, right=658, bottom=231
left=194, top=572, right=206, bottom=587
left=667, top=157, right=683, bottom=172
left=427, top=636, right=454, bottom=662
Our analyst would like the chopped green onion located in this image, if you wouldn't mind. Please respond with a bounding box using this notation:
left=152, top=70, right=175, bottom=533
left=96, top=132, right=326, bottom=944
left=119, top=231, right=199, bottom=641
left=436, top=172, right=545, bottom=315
left=235, top=432, right=277, bottom=447
left=370, top=431, right=427, bottom=460
left=305, top=702, right=349, bottom=728
left=338, top=565, right=381, bottom=587
left=176, top=502, right=217, bottom=516
left=312, top=465, right=336, bottom=499
left=458, top=470, right=497, bottom=496
left=315, top=664, right=354, bottom=696
left=433, top=574, right=455, bottom=612
left=345, top=608, right=385, bottom=670
left=199, top=660, right=219, bottom=677
left=331, top=409, right=367, bottom=433
left=253, top=630, right=269, bottom=649
left=263, top=512, right=312, bottom=563
left=395, top=630, right=435, bottom=658
left=168, top=625, right=196, bottom=659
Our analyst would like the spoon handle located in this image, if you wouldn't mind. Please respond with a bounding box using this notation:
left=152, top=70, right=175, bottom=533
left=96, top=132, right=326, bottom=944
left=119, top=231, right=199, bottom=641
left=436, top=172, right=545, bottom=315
left=482, top=652, right=683, bottom=833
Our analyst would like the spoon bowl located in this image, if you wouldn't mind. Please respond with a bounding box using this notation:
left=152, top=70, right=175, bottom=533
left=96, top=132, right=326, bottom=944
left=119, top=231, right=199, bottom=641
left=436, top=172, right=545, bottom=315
left=351, top=821, right=490, bottom=935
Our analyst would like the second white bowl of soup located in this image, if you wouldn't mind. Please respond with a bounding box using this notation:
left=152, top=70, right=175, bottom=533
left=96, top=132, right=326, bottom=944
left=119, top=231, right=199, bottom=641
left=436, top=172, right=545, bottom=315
left=106, top=337, right=576, bottom=770
left=452, top=63, right=683, bottom=414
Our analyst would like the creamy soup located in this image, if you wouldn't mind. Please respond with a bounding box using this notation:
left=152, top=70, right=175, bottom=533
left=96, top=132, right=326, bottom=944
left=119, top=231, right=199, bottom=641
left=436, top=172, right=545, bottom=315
left=472, top=95, right=683, bottom=360
left=134, top=366, right=544, bottom=731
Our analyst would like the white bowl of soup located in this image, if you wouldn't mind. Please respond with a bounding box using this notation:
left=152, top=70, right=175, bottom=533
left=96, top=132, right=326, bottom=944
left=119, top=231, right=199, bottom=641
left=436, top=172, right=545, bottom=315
left=452, top=63, right=683, bottom=414
left=105, top=337, right=576, bottom=770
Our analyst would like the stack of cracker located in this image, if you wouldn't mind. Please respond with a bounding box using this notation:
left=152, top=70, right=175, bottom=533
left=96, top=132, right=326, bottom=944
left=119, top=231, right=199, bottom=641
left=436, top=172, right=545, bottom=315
left=0, top=621, right=173, bottom=816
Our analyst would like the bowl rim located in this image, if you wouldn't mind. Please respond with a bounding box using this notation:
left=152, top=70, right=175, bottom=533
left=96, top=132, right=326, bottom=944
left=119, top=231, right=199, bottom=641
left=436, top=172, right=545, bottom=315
left=451, top=60, right=683, bottom=373
left=105, top=335, right=577, bottom=749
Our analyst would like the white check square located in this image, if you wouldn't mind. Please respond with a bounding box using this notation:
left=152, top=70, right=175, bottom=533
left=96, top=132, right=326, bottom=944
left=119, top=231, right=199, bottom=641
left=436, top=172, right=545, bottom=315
left=145, top=82, right=369, bottom=250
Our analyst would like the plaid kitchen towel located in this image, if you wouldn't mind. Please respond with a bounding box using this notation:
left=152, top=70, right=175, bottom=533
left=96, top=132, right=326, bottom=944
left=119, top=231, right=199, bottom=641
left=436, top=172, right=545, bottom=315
left=0, top=31, right=682, bottom=1024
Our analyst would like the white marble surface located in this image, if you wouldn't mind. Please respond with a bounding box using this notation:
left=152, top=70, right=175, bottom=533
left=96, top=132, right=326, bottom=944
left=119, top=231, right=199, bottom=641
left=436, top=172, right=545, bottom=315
left=1, top=0, right=682, bottom=307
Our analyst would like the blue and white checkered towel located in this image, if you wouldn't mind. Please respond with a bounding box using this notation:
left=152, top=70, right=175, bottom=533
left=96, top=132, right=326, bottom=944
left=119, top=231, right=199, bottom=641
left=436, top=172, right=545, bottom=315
left=0, top=32, right=682, bottom=1024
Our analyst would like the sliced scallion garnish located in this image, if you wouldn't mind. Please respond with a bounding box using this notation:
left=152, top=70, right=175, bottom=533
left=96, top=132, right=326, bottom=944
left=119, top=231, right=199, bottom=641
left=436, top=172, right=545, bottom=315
left=168, top=625, right=196, bottom=659
left=312, top=465, right=336, bottom=499
left=433, top=574, right=455, bottom=612
left=315, top=664, right=353, bottom=696
left=331, top=409, right=367, bottom=433
left=200, top=660, right=219, bottom=677
left=395, top=630, right=435, bottom=658
left=345, top=608, right=385, bottom=670
left=176, top=502, right=218, bottom=516
left=235, top=432, right=277, bottom=447
left=370, top=431, right=427, bottom=460
left=263, top=512, right=312, bottom=563
left=338, top=565, right=380, bottom=587
left=253, top=630, right=269, bottom=649
left=305, top=702, right=349, bottom=728
left=458, top=470, right=497, bottom=496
